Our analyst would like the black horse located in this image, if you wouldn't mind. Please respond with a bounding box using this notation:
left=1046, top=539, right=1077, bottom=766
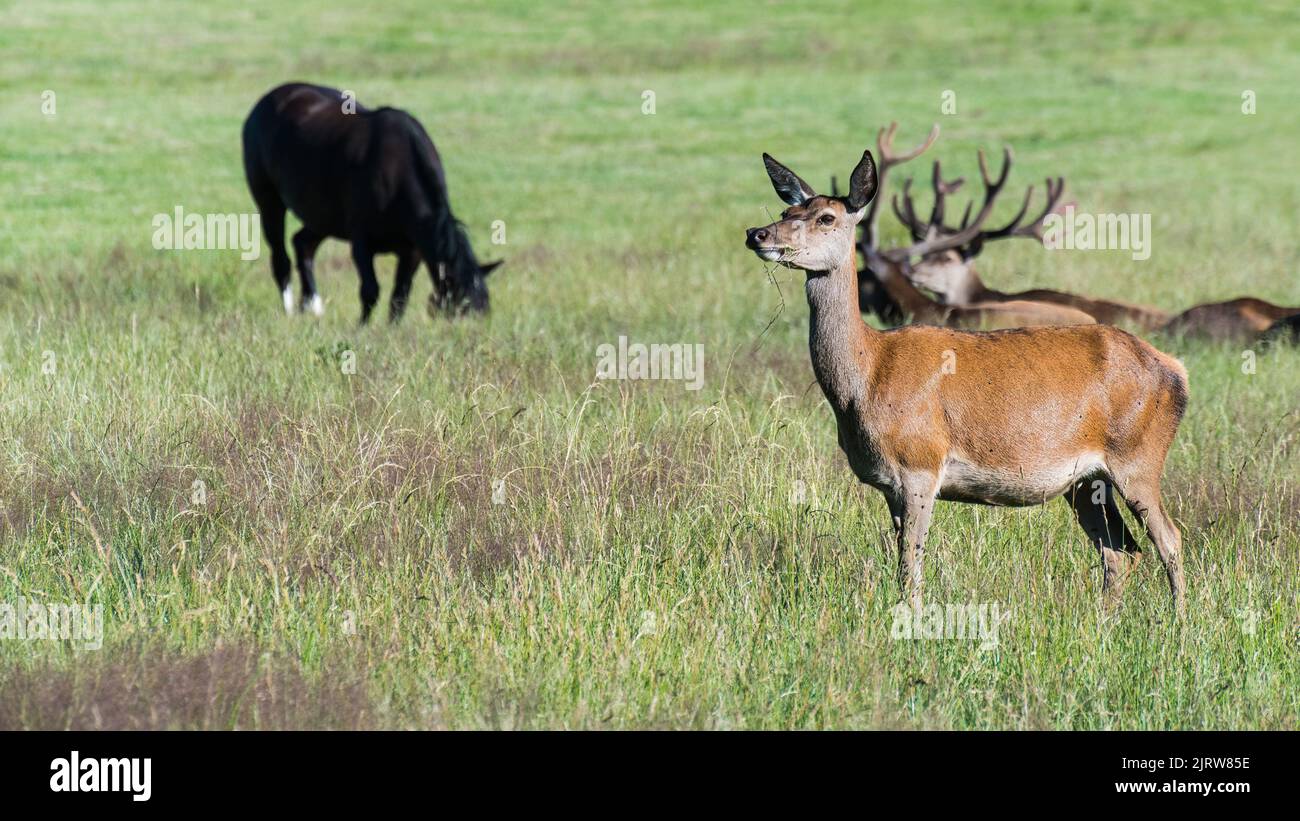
left=242, top=82, right=500, bottom=321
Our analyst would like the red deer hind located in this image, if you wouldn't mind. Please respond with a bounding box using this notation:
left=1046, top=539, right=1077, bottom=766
left=744, top=146, right=1189, bottom=613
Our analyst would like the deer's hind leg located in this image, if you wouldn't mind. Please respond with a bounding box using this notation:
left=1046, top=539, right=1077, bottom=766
left=1115, top=480, right=1186, bottom=616
left=1066, top=477, right=1143, bottom=611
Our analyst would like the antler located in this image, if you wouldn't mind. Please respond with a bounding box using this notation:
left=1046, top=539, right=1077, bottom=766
left=877, top=146, right=1019, bottom=263
left=862, top=122, right=940, bottom=248
left=888, top=146, right=1067, bottom=261
left=892, top=160, right=965, bottom=243
left=959, top=175, right=1066, bottom=256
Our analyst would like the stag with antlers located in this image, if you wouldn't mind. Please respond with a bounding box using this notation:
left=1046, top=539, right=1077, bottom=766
left=850, top=124, right=1094, bottom=330
left=883, top=131, right=1170, bottom=330
left=886, top=127, right=1300, bottom=340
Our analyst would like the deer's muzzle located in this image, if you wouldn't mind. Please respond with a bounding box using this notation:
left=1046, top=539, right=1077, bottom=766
left=745, top=226, right=784, bottom=262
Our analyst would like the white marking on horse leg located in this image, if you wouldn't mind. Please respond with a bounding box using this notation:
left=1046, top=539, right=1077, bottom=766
left=304, top=293, right=324, bottom=316
left=282, top=287, right=295, bottom=315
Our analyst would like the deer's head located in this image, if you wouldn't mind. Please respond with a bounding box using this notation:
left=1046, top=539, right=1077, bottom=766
left=745, top=151, right=877, bottom=273
left=907, top=251, right=975, bottom=304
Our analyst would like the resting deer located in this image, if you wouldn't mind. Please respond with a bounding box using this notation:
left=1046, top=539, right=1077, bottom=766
left=1161, top=298, right=1300, bottom=342
left=1265, top=313, right=1300, bottom=342
left=888, top=134, right=1300, bottom=340
left=852, top=124, right=1095, bottom=330
left=854, top=249, right=1096, bottom=329
left=744, top=147, right=1189, bottom=613
left=888, top=148, right=1171, bottom=330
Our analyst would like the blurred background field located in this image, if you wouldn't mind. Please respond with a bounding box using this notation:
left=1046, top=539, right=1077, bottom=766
left=0, top=0, right=1296, bottom=728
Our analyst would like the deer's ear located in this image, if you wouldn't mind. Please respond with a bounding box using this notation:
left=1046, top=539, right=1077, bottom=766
left=763, top=153, right=816, bottom=206
left=846, top=150, right=878, bottom=211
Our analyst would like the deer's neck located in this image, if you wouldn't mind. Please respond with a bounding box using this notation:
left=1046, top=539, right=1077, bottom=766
left=805, top=255, right=878, bottom=411
left=869, top=259, right=944, bottom=323
left=959, top=265, right=995, bottom=303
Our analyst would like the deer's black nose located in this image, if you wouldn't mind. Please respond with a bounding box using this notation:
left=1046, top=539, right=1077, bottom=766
left=746, top=227, right=768, bottom=247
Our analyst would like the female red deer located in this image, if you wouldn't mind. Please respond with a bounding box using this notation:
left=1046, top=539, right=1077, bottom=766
left=744, top=147, right=1189, bottom=613
left=242, top=83, right=501, bottom=322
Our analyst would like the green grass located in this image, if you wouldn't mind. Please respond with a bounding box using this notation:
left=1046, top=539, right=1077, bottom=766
left=0, top=0, right=1297, bottom=729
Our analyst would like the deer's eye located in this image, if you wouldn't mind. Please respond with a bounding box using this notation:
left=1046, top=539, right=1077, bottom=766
left=817, top=214, right=835, bottom=226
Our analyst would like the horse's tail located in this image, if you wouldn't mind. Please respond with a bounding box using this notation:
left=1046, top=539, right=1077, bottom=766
left=241, top=98, right=274, bottom=197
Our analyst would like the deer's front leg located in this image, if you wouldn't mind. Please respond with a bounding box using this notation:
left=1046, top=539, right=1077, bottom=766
left=886, top=476, right=938, bottom=610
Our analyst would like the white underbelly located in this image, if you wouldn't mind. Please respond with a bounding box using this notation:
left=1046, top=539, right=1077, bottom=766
left=939, top=453, right=1106, bottom=507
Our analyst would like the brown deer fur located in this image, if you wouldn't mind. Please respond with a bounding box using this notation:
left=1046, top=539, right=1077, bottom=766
left=1161, top=297, right=1300, bottom=342
left=907, top=251, right=1299, bottom=341
left=910, top=250, right=1172, bottom=330
left=745, top=149, right=1189, bottom=613
left=859, top=251, right=1095, bottom=330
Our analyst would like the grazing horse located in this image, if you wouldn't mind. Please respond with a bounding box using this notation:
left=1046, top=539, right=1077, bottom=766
left=241, top=82, right=500, bottom=321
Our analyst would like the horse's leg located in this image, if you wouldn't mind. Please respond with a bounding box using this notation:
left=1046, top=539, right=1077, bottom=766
left=351, top=240, right=380, bottom=324
left=426, top=261, right=450, bottom=314
left=249, top=185, right=292, bottom=314
left=389, top=247, right=419, bottom=323
left=292, top=227, right=325, bottom=316
left=399, top=212, right=450, bottom=314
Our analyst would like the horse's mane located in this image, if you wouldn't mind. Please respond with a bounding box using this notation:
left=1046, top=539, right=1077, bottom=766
left=432, top=208, right=480, bottom=284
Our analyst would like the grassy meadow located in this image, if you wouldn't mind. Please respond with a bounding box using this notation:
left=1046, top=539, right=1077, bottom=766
left=0, top=0, right=1297, bottom=729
